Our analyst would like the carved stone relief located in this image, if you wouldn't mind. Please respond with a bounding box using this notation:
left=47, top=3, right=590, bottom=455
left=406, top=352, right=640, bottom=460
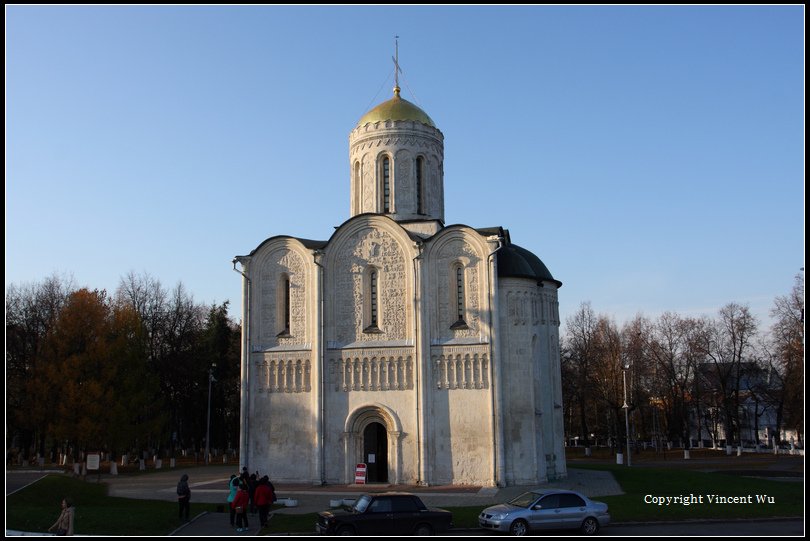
left=348, top=124, right=444, bottom=221
left=507, top=290, right=530, bottom=326
left=258, top=248, right=307, bottom=345
left=433, top=238, right=482, bottom=339
left=332, top=228, right=408, bottom=344
left=362, top=156, right=374, bottom=213
left=431, top=162, right=441, bottom=218
left=431, top=350, right=489, bottom=390
left=505, top=287, right=559, bottom=328
left=328, top=351, right=414, bottom=391
left=395, top=149, right=412, bottom=212
left=539, top=289, right=560, bottom=326
left=257, top=357, right=311, bottom=393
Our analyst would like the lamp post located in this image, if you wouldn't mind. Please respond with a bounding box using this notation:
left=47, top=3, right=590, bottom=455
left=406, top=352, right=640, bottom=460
left=205, top=363, right=217, bottom=466
left=622, top=362, right=631, bottom=467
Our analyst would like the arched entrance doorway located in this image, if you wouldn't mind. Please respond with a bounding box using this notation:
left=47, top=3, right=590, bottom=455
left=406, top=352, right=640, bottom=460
left=363, top=422, right=388, bottom=483
left=344, top=404, right=402, bottom=485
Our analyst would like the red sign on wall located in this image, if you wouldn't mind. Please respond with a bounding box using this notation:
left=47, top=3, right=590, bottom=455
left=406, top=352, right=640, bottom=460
left=355, top=463, right=367, bottom=484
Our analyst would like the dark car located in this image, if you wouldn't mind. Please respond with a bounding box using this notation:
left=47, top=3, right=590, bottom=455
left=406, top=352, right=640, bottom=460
left=316, top=492, right=453, bottom=535
left=479, top=489, right=610, bottom=535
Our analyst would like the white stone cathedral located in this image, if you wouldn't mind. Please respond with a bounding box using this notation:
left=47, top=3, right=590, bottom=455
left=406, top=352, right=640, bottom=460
left=234, top=75, right=566, bottom=487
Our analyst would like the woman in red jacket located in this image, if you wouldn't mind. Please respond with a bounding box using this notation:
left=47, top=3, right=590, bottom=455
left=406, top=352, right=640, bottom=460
left=254, top=476, right=275, bottom=528
left=231, top=481, right=250, bottom=532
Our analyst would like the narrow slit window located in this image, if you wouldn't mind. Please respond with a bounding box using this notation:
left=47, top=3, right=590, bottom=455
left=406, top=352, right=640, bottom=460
left=382, top=157, right=391, bottom=213
left=456, top=266, right=465, bottom=321
left=416, top=156, right=424, bottom=214
left=284, top=278, right=291, bottom=332
left=364, top=268, right=381, bottom=333
left=277, top=275, right=292, bottom=337
left=370, top=269, right=378, bottom=327
left=354, top=161, right=361, bottom=211
left=451, top=264, right=468, bottom=330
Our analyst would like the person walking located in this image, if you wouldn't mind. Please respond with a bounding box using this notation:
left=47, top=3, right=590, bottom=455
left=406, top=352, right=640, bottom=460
left=254, top=476, right=273, bottom=528
left=226, top=474, right=239, bottom=527
left=176, top=474, right=191, bottom=522
left=232, top=481, right=250, bottom=532
left=47, top=498, right=75, bottom=536
left=248, top=473, right=258, bottom=514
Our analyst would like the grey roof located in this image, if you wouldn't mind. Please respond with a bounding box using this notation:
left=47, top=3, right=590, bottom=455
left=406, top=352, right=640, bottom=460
left=242, top=235, right=328, bottom=257
left=497, top=242, right=562, bottom=287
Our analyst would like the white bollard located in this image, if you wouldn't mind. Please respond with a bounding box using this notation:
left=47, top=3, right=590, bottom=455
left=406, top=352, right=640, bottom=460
left=616, top=453, right=624, bottom=465
left=684, top=449, right=691, bottom=460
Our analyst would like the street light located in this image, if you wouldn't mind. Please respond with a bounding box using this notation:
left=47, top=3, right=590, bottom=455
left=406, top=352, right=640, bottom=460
left=622, top=361, right=631, bottom=467
left=205, top=363, right=217, bottom=466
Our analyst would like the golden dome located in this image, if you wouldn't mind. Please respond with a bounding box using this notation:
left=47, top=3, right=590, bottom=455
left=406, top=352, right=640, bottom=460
left=357, top=88, right=435, bottom=128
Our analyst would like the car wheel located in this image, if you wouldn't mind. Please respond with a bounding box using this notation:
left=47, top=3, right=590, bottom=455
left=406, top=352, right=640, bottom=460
left=580, top=517, right=599, bottom=535
left=414, top=523, right=433, bottom=536
left=336, top=525, right=355, bottom=536
left=509, top=519, right=529, bottom=536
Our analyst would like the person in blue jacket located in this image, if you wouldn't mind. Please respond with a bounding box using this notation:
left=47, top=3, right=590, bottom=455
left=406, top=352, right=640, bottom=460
left=226, top=474, right=239, bottom=526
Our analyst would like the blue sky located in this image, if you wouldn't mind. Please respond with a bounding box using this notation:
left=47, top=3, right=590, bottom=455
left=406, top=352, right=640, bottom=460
left=6, top=6, right=804, bottom=333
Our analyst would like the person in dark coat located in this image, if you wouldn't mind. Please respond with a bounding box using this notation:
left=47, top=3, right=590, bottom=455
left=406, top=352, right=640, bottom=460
left=176, top=474, right=191, bottom=522
left=248, top=473, right=258, bottom=514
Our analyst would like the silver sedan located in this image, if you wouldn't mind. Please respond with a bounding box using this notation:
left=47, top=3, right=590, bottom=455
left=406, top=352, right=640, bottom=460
left=478, top=489, right=610, bottom=535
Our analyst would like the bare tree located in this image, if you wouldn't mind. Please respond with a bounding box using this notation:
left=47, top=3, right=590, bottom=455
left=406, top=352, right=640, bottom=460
left=703, top=303, right=758, bottom=448
left=620, top=316, right=652, bottom=447
left=647, top=313, right=700, bottom=448
left=769, top=273, right=804, bottom=446
left=589, top=316, right=623, bottom=451
left=685, top=317, right=711, bottom=447
left=563, top=302, right=599, bottom=450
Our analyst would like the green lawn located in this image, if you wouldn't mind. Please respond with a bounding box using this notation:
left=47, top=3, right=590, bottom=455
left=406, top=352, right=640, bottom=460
left=577, top=464, right=804, bottom=521
left=6, top=466, right=803, bottom=535
left=263, top=466, right=803, bottom=534
left=5, top=475, right=223, bottom=536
